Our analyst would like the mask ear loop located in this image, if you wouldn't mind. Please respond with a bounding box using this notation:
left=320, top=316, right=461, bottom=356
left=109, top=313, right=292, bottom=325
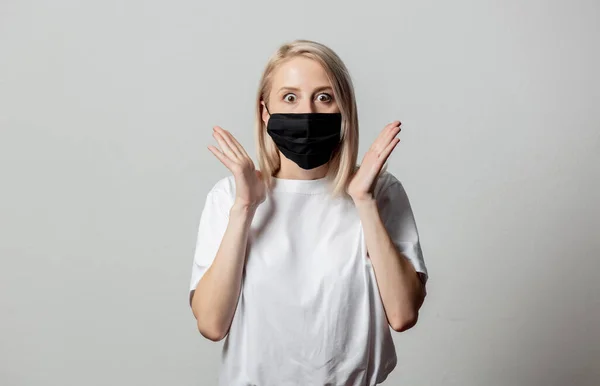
left=263, top=101, right=271, bottom=116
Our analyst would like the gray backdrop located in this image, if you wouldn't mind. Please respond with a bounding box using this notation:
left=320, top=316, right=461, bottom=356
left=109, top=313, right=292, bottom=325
left=1, top=0, right=599, bottom=385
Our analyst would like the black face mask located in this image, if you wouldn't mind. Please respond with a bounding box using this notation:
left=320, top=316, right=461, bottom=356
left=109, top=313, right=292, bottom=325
left=264, top=104, right=342, bottom=170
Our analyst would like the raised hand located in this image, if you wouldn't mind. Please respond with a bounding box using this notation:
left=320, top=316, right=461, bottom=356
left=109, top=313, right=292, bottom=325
left=207, top=126, right=266, bottom=210
left=347, top=120, right=401, bottom=202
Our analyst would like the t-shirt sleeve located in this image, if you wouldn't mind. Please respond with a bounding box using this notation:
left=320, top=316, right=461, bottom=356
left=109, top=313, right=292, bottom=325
left=376, top=178, right=429, bottom=285
left=188, top=187, right=231, bottom=305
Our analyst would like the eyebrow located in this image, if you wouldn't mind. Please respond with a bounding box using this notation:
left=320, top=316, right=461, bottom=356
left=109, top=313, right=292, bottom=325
left=277, top=86, right=333, bottom=94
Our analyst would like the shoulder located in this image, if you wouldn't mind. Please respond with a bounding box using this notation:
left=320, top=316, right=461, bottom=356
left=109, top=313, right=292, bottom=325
left=373, top=170, right=404, bottom=199
left=209, top=174, right=235, bottom=195
left=205, top=175, right=236, bottom=207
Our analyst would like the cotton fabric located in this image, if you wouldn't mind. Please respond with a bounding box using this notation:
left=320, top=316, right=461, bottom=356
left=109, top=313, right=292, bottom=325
left=189, top=171, right=428, bottom=385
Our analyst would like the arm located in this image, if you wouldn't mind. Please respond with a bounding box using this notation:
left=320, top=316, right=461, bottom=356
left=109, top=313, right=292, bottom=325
left=191, top=125, right=266, bottom=341
left=190, top=202, right=256, bottom=341
left=346, top=120, right=427, bottom=332
left=355, top=198, right=426, bottom=332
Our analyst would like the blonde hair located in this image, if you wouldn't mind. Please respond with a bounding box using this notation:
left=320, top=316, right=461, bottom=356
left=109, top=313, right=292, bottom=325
left=254, top=39, right=361, bottom=198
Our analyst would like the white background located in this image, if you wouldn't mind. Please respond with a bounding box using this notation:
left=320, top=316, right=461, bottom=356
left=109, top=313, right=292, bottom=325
left=1, top=0, right=599, bottom=385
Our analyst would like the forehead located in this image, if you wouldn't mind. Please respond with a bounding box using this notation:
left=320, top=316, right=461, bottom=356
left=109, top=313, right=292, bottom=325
left=271, top=56, right=331, bottom=89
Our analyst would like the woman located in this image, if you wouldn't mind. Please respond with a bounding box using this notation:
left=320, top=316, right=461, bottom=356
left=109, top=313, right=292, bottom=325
left=188, top=39, right=429, bottom=385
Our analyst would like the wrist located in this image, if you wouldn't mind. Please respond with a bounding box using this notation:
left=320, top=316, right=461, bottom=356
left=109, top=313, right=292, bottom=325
left=351, top=193, right=376, bottom=205
left=352, top=195, right=378, bottom=210
left=230, top=201, right=258, bottom=216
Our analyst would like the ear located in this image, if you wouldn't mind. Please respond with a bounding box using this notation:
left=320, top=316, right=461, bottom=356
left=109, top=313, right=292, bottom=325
left=261, top=100, right=270, bottom=126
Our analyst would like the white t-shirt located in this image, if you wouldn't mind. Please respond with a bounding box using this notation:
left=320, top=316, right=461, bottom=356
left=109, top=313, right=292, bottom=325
left=189, top=171, right=428, bottom=386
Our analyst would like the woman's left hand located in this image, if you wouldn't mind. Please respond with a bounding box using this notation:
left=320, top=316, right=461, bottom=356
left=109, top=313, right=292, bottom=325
left=347, top=120, right=402, bottom=202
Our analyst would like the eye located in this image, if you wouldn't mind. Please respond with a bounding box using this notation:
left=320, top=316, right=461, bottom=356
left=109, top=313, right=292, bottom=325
left=316, top=93, right=333, bottom=103
left=283, top=93, right=297, bottom=103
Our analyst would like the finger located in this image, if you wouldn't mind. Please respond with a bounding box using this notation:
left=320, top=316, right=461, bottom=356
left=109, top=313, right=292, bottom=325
left=213, top=127, right=243, bottom=159
left=373, top=122, right=401, bottom=150
left=214, top=127, right=244, bottom=160
left=382, top=121, right=401, bottom=134
left=216, top=127, right=251, bottom=159
left=213, top=130, right=240, bottom=161
left=381, top=124, right=401, bottom=146
left=230, top=135, right=251, bottom=160
left=377, top=137, right=400, bottom=165
left=207, top=145, right=235, bottom=170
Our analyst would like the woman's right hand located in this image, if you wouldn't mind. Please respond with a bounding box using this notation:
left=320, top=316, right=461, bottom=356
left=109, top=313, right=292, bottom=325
left=207, top=126, right=266, bottom=210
